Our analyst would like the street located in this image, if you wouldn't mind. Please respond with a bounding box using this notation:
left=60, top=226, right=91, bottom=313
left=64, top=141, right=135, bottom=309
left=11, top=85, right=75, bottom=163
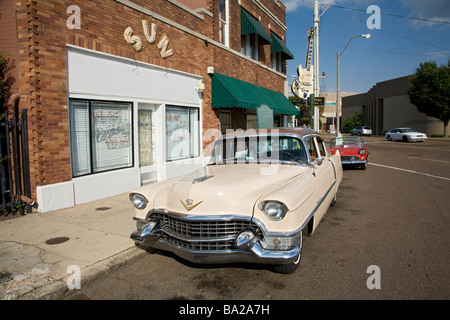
left=65, top=137, right=450, bottom=300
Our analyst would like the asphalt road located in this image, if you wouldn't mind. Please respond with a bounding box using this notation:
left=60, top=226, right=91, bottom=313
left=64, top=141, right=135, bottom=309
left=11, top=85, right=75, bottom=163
left=66, top=137, right=450, bottom=301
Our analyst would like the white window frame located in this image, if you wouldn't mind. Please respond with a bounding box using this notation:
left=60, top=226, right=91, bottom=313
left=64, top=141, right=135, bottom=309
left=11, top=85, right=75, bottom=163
left=271, top=52, right=282, bottom=72
left=165, top=105, right=200, bottom=161
left=219, top=0, right=229, bottom=46
left=69, top=99, right=134, bottom=177
left=241, top=33, right=259, bottom=60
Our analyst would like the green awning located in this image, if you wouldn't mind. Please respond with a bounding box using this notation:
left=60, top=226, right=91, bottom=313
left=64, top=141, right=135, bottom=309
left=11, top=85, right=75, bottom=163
left=270, top=33, right=294, bottom=60
left=212, top=73, right=299, bottom=116
left=241, top=9, right=272, bottom=44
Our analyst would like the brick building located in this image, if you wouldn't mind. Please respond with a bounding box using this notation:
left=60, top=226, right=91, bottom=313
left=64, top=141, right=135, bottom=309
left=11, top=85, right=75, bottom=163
left=1, top=0, right=296, bottom=212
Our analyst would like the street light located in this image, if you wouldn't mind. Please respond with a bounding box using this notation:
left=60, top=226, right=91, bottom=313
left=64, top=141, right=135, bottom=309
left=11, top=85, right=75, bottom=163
left=336, top=34, right=370, bottom=137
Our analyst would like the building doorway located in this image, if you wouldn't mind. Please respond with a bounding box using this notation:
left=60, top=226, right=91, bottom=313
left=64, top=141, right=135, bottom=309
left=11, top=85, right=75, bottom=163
left=138, top=104, right=158, bottom=184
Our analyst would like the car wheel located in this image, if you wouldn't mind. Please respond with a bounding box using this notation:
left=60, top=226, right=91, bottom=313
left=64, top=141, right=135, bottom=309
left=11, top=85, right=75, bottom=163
left=387, top=135, right=392, bottom=141
left=358, top=132, right=362, bottom=136
left=273, top=232, right=302, bottom=274
left=361, top=162, right=367, bottom=170
left=403, top=135, right=409, bottom=142
left=350, top=132, right=353, bottom=136
left=330, top=193, right=337, bottom=206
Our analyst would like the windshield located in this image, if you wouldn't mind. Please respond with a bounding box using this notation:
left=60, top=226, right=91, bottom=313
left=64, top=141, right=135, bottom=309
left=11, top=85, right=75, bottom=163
left=330, top=137, right=364, bottom=147
left=209, top=135, right=308, bottom=165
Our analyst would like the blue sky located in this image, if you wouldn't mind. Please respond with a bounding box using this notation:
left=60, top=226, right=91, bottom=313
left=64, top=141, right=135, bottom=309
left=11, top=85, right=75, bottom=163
left=284, top=0, right=450, bottom=95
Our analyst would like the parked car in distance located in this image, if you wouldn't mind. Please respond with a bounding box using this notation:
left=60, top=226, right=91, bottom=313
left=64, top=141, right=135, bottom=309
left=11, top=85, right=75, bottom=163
left=328, top=136, right=369, bottom=170
left=350, top=126, right=372, bottom=136
left=130, top=128, right=343, bottom=274
left=385, top=128, right=427, bottom=142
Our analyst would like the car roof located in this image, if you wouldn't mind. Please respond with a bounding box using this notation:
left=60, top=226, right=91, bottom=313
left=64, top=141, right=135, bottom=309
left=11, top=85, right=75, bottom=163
left=219, top=127, right=318, bottom=138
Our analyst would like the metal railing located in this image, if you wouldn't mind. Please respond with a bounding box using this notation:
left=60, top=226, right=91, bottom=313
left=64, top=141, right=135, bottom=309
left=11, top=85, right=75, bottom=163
left=0, top=109, right=32, bottom=216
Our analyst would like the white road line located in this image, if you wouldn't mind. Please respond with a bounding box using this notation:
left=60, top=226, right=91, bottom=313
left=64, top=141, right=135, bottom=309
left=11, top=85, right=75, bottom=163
left=369, top=162, right=450, bottom=181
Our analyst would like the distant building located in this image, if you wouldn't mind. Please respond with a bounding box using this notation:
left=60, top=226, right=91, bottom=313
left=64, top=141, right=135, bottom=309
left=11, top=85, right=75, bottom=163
left=342, top=75, right=448, bottom=136
left=320, top=92, right=356, bottom=132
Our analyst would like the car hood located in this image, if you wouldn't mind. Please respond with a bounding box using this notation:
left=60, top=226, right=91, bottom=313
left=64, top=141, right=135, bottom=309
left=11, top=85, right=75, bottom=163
left=134, top=164, right=309, bottom=218
left=328, top=145, right=361, bottom=156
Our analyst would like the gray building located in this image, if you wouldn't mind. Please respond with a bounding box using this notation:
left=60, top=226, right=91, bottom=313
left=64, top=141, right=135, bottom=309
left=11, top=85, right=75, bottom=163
left=342, top=75, right=448, bottom=136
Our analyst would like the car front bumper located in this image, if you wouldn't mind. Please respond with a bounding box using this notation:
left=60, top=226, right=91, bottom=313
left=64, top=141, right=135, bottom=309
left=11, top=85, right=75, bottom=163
left=130, top=215, right=301, bottom=266
left=341, top=156, right=367, bottom=165
left=408, top=136, right=427, bottom=141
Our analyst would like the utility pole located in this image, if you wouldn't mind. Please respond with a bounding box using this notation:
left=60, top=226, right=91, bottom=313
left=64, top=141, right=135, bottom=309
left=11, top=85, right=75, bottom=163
left=312, top=0, right=335, bottom=132
left=313, top=1, right=319, bottom=131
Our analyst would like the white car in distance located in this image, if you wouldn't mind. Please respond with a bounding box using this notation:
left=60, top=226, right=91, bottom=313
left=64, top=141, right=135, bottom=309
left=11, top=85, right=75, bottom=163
left=385, top=128, right=427, bottom=142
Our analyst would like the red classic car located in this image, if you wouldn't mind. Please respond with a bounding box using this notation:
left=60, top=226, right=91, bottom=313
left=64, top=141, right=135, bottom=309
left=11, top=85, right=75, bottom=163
left=328, top=136, right=369, bottom=170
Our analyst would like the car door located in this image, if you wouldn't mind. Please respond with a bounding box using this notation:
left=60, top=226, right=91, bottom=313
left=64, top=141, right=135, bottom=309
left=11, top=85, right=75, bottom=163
left=390, top=129, right=399, bottom=140
left=304, top=135, right=335, bottom=229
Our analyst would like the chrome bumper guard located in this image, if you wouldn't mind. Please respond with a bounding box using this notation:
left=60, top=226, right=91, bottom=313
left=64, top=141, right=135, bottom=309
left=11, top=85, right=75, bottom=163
left=130, top=219, right=301, bottom=265
left=341, top=159, right=367, bottom=165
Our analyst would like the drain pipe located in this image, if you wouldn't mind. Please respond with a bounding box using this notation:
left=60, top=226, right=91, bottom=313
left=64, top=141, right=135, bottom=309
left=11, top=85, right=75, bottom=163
left=20, top=194, right=39, bottom=210
left=8, top=94, right=39, bottom=210
left=9, top=93, right=21, bottom=112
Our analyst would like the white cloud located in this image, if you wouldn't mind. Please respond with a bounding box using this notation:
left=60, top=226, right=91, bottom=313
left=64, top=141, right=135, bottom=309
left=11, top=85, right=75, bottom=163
left=282, top=0, right=372, bottom=13
left=399, top=0, right=450, bottom=28
left=283, top=0, right=331, bottom=13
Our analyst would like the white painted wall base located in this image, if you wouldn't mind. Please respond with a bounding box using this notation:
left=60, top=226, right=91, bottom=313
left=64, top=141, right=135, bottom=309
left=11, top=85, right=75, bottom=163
left=36, top=168, right=141, bottom=212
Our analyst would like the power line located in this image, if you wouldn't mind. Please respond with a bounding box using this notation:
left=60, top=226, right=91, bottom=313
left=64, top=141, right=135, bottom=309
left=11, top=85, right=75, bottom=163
left=323, top=43, right=448, bottom=58
left=327, top=4, right=450, bottom=52
left=330, top=4, right=450, bottom=25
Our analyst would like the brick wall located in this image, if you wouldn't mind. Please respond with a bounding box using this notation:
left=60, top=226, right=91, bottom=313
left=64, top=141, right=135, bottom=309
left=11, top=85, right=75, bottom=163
left=0, top=0, right=20, bottom=95
left=12, top=0, right=289, bottom=196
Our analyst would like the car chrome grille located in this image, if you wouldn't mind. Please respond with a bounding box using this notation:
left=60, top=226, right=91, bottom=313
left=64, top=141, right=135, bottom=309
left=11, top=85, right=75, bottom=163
left=341, top=156, right=358, bottom=161
left=148, top=211, right=261, bottom=251
left=160, top=234, right=237, bottom=251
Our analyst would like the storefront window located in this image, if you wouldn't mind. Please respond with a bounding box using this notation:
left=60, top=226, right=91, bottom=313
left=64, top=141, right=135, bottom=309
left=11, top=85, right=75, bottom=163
left=166, top=106, right=200, bottom=161
left=69, top=99, right=133, bottom=177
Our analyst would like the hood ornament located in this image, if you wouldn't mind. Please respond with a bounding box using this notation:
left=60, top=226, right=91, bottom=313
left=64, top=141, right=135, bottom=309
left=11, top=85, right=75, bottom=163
left=192, top=175, right=214, bottom=184
left=180, top=199, right=203, bottom=211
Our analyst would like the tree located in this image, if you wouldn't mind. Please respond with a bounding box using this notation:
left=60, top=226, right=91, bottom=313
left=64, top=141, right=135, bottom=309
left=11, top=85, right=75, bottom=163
left=289, top=95, right=310, bottom=126
left=408, top=61, right=450, bottom=137
left=0, top=53, right=16, bottom=114
left=342, top=110, right=362, bottom=133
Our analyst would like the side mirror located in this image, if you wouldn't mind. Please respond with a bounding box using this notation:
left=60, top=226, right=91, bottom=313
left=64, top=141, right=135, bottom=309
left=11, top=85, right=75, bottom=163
left=315, top=158, right=323, bottom=166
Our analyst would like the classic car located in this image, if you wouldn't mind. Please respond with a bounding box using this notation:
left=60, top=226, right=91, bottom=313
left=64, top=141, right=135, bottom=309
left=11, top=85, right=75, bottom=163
left=130, top=128, right=343, bottom=274
left=328, top=136, right=369, bottom=170
left=385, top=128, right=427, bottom=142
left=349, top=126, right=372, bottom=136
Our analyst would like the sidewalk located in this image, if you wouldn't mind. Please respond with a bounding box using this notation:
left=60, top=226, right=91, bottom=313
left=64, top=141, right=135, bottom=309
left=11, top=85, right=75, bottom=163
left=0, top=192, right=145, bottom=300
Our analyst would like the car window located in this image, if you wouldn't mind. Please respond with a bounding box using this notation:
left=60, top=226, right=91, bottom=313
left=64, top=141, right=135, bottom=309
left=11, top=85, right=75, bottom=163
left=210, top=135, right=308, bottom=165
left=315, top=136, right=327, bottom=158
left=304, top=136, right=317, bottom=161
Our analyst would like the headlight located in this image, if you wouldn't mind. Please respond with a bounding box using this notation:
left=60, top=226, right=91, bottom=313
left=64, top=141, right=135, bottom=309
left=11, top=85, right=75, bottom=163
left=260, top=232, right=301, bottom=250
left=259, top=201, right=288, bottom=221
left=359, top=149, right=366, bottom=155
left=129, top=193, right=148, bottom=210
